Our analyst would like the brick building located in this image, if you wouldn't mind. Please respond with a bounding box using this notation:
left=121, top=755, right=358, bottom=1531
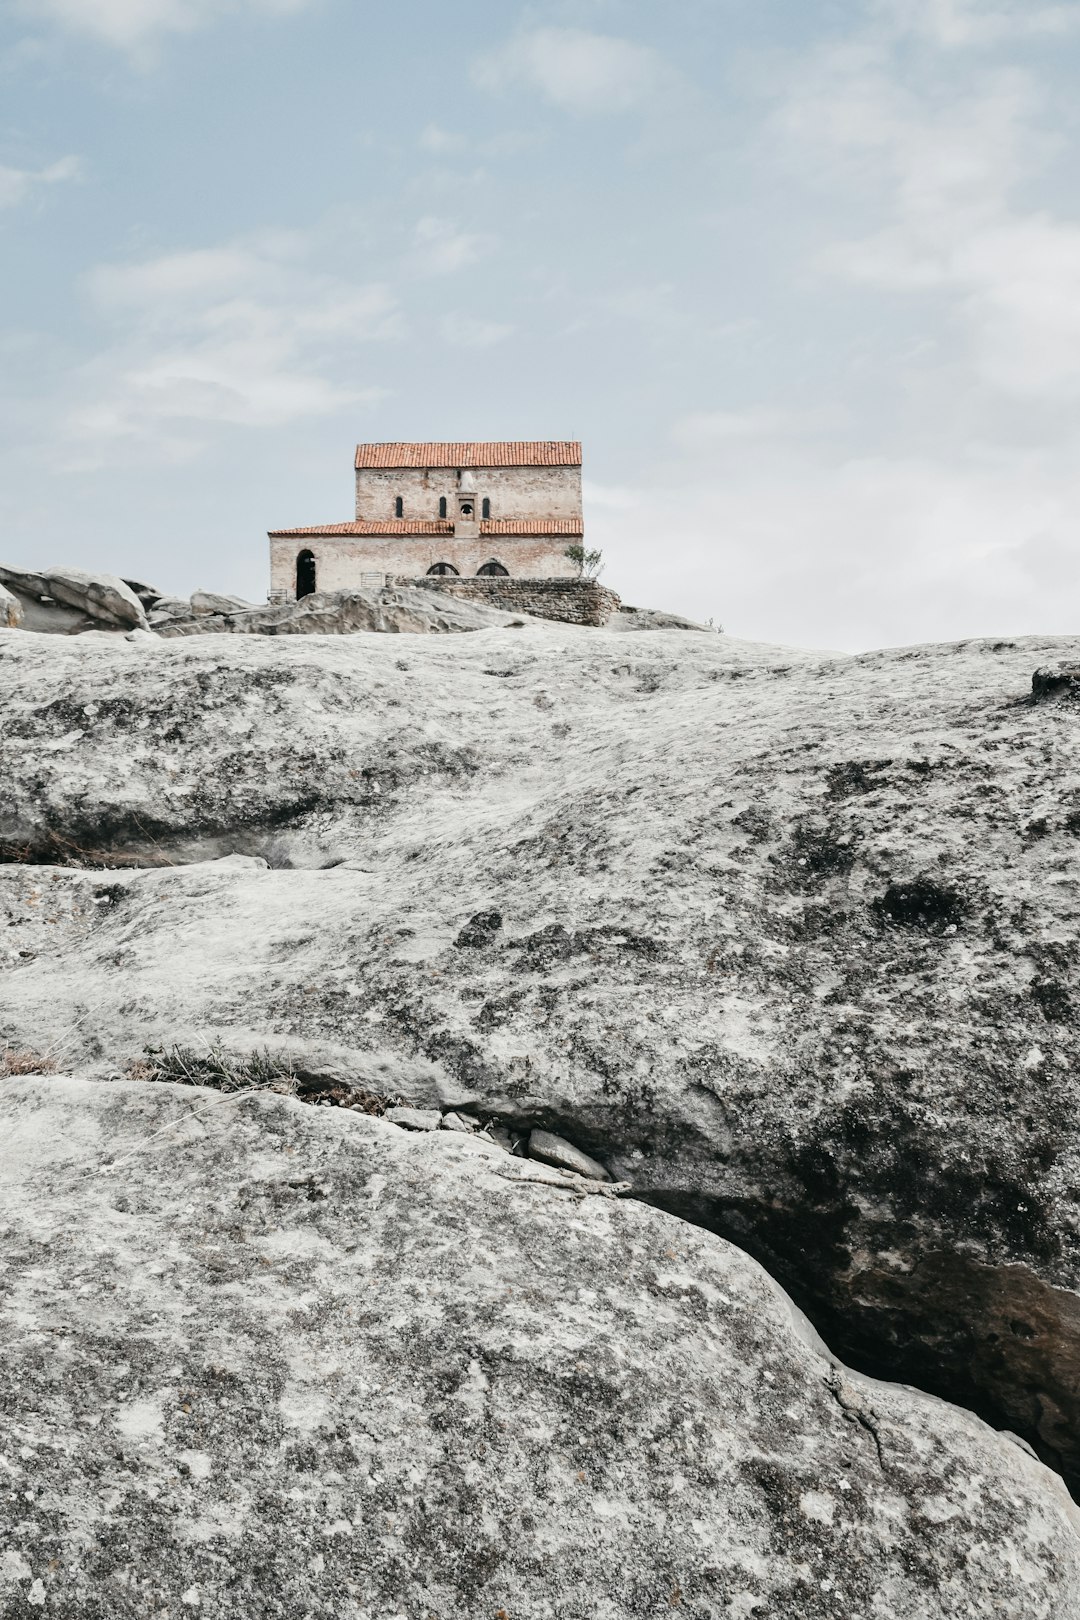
left=269, top=440, right=583, bottom=600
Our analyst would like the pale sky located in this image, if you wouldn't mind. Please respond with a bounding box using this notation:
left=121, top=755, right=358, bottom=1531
left=3, top=0, right=1080, bottom=649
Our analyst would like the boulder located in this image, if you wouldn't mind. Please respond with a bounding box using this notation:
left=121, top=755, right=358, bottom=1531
left=385, top=1104, right=442, bottom=1131
left=121, top=577, right=163, bottom=610
left=0, top=563, right=53, bottom=601
left=1, top=1075, right=1077, bottom=1619
left=27, top=566, right=149, bottom=629
left=190, top=588, right=258, bottom=617
left=148, top=595, right=195, bottom=626
left=440, top=1110, right=479, bottom=1133
left=7, top=626, right=1080, bottom=1494
left=0, top=565, right=105, bottom=634
left=0, top=582, right=23, bottom=628
left=528, top=1127, right=610, bottom=1181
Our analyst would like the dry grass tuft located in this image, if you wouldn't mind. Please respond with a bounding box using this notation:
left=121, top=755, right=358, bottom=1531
left=129, top=1043, right=299, bottom=1094
left=126, top=1043, right=397, bottom=1114
left=1, top=1047, right=58, bottom=1077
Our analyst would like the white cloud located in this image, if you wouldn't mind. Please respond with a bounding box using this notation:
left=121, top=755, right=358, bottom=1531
left=473, top=28, right=680, bottom=115
left=0, top=155, right=80, bottom=209
left=877, top=0, right=1080, bottom=46
left=670, top=408, right=841, bottom=449
left=70, top=236, right=400, bottom=446
left=410, top=216, right=492, bottom=276
left=418, top=124, right=466, bottom=155
left=591, top=425, right=1080, bottom=649
left=777, top=35, right=1080, bottom=400
left=441, top=312, right=513, bottom=347
left=26, top=0, right=313, bottom=52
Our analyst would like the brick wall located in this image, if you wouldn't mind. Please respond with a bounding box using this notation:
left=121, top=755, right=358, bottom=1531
left=396, top=575, right=621, bottom=627
left=269, top=535, right=578, bottom=598
left=355, top=464, right=582, bottom=523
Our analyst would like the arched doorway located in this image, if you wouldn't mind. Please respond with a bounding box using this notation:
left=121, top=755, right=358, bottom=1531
left=477, top=560, right=509, bottom=577
left=296, top=549, right=317, bottom=598
left=427, top=562, right=459, bottom=576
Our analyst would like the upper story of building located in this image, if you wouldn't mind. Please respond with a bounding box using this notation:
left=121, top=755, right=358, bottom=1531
left=354, top=441, right=582, bottom=526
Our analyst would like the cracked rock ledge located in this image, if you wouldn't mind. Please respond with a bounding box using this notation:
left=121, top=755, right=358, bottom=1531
left=3, top=621, right=1080, bottom=1616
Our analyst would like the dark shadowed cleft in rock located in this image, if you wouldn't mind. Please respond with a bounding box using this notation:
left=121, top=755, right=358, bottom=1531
left=874, top=878, right=966, bottom=933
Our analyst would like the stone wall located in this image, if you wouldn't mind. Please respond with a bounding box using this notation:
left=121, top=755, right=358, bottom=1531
left=396, top=575, right=621, bottom=627
left=355, top=464, right=582, bottom=523
left=269, top=536, right=577, bottom=599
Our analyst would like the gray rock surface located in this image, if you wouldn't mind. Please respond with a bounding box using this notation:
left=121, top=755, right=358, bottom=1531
left=148, top=594, right=196, bottom=625
left=384, top=1104, right=442, bottom=1130
left=122, top=577, right=163, bottom=610
left=154, top=586, right=533, bottom=637
left=0, top=566, right=105, bottom=634
left=529, top=1127, right=610, bottom=1181
left=0, top=581, right=22, bottom=627
left=191, top=587, right=258, bottom=616
left=2, top=1074, right=1077, bottom=1619
left=37, top=565, right=149, bottom=629
left=609, top=604, right=710, bottom=631
left=0, top=563, right=54, bottom=601
left=3, top=624, right=1080, bottom=1491
left=440, top=1109, right=478, bottom=1133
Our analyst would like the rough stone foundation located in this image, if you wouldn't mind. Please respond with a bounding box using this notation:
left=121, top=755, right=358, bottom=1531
left=396, top=575, right=621, bottom=626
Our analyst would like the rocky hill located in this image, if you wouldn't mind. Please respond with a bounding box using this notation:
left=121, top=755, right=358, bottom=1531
left=3, top=618, right=1080, bottom=1614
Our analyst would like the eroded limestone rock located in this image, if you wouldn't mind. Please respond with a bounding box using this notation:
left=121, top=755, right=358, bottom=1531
left=155, top=586, right=530, bottom=638
left=38, top=566, right=148, bottom=629
left=3, top=626, right=1080, bottom=1488
left=0, top=582, right=22, bottom=628
left=191, top=588, right=258, bottom=616
left=2, top=1075, right=1077, bottom=1619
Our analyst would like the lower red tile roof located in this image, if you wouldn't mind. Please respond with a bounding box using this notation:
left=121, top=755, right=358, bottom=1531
left=482, top=518, right=583, bottom=536
left=269, top=520, right=454, bottom=537
left=269, top=517, right=585, bottom=538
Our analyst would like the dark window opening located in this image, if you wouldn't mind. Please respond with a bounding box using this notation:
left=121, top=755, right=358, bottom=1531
left=482, top=497, right=491, bottom=520
left=296, top=549, right=317, bottom=599
left=438, top=497, right=448, bottom=519
left=477, top=560, right=509, bottom=577
left=427, top=562, right=459, bottom=576
left=394, top=496, right=404, bottom=518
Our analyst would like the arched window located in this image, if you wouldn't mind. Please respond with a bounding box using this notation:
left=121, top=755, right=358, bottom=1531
left=394, top=496, right=404, bottom=518
left=438, top=497, right=447, bottom=519
left=427, top=562, right=459, bottom=576
left=296, top=549, right=317, bottom=599
left=482, top=497, right=491, bottom=520
left=477, top=560, right=509, bottom=577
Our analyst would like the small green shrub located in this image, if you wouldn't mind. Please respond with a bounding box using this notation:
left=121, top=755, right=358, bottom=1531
left=564, top=544, right=604, bottom=580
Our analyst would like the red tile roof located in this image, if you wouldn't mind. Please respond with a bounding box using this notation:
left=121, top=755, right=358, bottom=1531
left=354, top=441, right=582, bottom=469
left=481, top=518, right=583, bottom=536
left=269, top=517, right=584, bottom=538
left=268, top=520, right=454, bottom=537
